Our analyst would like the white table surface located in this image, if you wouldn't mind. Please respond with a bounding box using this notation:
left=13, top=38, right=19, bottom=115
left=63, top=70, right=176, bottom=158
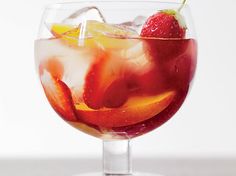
left=0, top=157, right=235, bottom=176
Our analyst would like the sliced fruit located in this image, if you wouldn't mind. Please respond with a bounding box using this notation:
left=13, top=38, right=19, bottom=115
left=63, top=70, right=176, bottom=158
left=141, top=10, right=186, bottom=38
left=51, top=24, right=77, bottom=38
left=36, top=38, right=97, bottom=106
left=40, top=70, right=78, bottom=121
left=76, top=91, right=175, bottom=127
left=50, top=21, right=138, bottom=49
left=83, top=52, right=127, bottom=109
left=51, top=20, right=136, bottom=39
left=103, top=78, right=128, bottom=108
left=112, top=88, right=189, bottom=138
left=83, top=55, right=107, bottom=109
left=51, top=23, right=86, bottom=46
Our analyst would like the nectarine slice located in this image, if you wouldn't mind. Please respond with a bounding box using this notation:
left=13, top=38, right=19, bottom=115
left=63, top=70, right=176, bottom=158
left=75, top=91, right=175, bottom=127
left=50, top=21, right=138, bottom=49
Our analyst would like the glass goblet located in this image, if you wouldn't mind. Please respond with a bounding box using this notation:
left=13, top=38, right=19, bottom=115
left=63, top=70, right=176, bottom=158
left=35, top=1, right=197, bottom=175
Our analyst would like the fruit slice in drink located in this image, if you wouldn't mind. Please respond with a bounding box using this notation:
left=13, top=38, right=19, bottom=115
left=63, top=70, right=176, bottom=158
left=40, top=70, right=78, bottom=122
left=50, top=20, right=138, bottom=49
left=76, top=91, right=175, bottom=127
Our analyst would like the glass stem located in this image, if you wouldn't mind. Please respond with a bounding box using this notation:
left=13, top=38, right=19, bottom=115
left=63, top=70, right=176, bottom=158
left=103, top=139, right=132, bottom=175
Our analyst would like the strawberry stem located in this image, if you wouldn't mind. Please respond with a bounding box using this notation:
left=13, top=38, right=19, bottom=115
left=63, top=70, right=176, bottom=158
left=178, top=0, right=187, bottom=12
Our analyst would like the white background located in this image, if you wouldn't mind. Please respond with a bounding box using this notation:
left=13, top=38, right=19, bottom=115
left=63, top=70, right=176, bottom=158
left=0, top=0, right=236, bottom=159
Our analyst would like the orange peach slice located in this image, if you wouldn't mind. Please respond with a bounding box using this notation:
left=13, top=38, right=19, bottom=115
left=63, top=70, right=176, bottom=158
left=75, top=91, right=175, bottom=127
left=50, top=21, right=138, bottom=49
left=50, top=23, right=82, bottom=46
left=51, top=24, right=77, bottom=37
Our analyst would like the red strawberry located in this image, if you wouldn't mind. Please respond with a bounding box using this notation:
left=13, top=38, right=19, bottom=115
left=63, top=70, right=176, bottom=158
left=141, top=10, right=186, bottom=38
left=83, top=53, right=128, bottom=109
left=41, top=71, right=78, bottom=121
left=103, top=78, right=128, bottom=108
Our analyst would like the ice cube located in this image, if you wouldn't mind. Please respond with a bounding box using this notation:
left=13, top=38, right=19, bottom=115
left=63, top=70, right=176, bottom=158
left=119, top=16, right=147, bottom=33
left=104, top=24, right=138, bottom=38
left=74, top=20, right=139, bottom=48
left=62, top=6, right=106, bottom=25
left=87, top=21, right=139, bottom=40
left=120, top=39, right=153, bottom=74
left=62, top=6, right=106, bottom=46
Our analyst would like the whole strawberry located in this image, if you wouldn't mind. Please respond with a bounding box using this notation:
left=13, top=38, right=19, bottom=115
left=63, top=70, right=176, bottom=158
left=141, top=9, right=186, bottom=38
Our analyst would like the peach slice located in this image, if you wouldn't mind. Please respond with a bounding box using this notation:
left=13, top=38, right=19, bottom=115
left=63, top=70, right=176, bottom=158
left=51, top=24, right=77, bottom=37
left=75, top=91, right=175, bottom=127
left=50, top=21, right=138, bottom=49
left=51, top=23, right=82, bottom=46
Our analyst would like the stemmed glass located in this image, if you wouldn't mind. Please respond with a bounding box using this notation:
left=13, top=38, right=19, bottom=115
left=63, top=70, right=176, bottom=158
left=35, top=1, right=197, bottom=175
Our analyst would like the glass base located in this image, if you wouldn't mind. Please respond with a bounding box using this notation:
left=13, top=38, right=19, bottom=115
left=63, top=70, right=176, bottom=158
left=73, top=172, right=163, bottom=176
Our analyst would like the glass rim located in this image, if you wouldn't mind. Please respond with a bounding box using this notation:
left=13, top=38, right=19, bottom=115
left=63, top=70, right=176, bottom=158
left=44, top=1, right=189, bottom=10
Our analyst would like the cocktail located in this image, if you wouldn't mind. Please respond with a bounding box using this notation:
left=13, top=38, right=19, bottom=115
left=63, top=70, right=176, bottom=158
left=35, top=1, right=197, bottom=175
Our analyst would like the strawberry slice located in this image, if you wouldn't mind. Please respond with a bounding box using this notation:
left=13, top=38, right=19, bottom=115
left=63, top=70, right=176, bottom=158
left=83, top=53, right=128, bottom=109
left=40, top=71, right=78, bottom=121
left=103, top=78, right=128, bottom=108
left=83, top=55, right=108, bottom=109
